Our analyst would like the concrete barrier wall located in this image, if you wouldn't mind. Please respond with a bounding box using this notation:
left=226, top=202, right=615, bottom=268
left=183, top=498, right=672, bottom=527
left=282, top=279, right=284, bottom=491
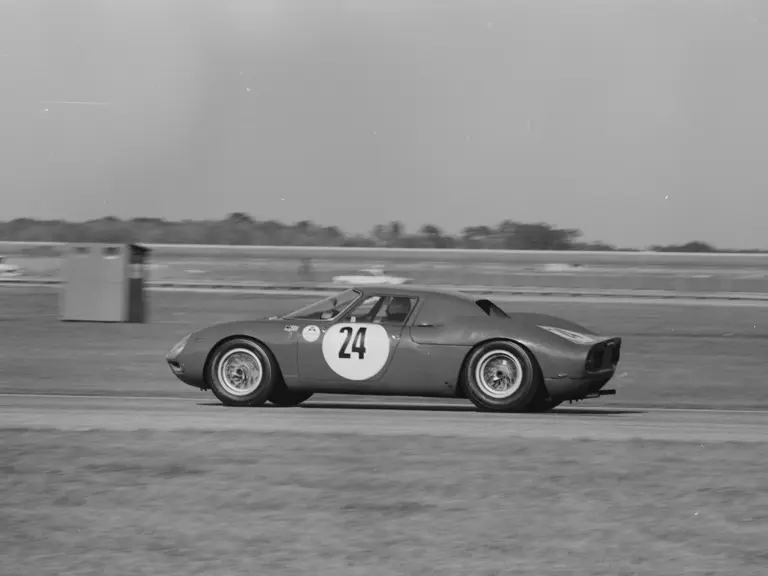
left=2, top=241, right=768, bottom=294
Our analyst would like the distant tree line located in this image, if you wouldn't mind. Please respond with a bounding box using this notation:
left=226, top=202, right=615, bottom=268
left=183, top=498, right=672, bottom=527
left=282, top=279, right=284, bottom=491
left=0, top=214, right=755, bottom=253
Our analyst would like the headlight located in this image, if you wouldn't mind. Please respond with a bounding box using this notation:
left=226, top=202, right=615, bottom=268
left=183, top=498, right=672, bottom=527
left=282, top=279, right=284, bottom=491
left=539, top=326, right=600, bottom=344
left=168, top=334, right=190, bottom=357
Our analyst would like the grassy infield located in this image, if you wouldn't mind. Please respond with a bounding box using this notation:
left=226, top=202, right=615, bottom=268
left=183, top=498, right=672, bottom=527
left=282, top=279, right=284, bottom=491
left=2, top=288, right=768, bottom=574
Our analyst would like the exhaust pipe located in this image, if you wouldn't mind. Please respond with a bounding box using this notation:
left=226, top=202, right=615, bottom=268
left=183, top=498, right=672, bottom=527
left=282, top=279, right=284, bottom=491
left=583, top=389, right=617, bottom=399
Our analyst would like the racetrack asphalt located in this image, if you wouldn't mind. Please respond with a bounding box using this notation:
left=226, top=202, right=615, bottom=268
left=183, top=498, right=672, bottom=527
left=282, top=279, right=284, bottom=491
left=2, top=394, right=766, bottom=444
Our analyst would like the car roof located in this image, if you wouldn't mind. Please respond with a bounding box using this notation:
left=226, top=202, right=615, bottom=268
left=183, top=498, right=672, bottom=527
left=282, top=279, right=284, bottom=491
left=351, top=284, right=478, bottom=302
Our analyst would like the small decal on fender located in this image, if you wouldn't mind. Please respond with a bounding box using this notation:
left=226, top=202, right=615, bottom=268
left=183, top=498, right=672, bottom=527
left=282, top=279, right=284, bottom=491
left=302, top=325, right=321, bottom=342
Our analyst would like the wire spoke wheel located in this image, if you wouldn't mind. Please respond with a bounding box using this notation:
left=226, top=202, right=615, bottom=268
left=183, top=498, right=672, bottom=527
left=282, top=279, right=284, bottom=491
left=217, top=348, right=264, bottom=396
left=474, top=350, right=524, bottom=399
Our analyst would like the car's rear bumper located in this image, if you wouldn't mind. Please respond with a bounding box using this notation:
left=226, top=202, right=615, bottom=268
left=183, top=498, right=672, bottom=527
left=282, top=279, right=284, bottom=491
left=544, top=336, right=622, bottom=401
left=544, top=374, right=616, bottom=402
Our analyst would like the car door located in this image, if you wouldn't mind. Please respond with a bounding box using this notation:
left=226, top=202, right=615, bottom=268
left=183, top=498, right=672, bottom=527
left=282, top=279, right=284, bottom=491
left=296, top=294, right=417, bottom=392
left=384, top=294, right=479, bottom=397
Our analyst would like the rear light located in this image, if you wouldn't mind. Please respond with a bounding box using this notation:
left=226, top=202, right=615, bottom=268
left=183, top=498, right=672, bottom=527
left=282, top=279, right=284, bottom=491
left=585, top=348, right=603, bottom=372
left=586, top=339, right=621, bottom=372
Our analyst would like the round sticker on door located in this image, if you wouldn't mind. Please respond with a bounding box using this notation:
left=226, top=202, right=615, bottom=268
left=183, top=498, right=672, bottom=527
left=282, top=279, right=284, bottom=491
left=321, top=323, right=390, bottom=381
left=302, top=325, right=321, bottom=343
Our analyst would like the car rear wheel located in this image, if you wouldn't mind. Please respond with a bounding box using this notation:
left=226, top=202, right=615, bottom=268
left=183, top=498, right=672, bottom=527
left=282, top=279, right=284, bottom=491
left=206, top=338, right=277, bottom=407
left=268, top=385, right=314, bottom=407
left=463, top=340, right=539, bottom=412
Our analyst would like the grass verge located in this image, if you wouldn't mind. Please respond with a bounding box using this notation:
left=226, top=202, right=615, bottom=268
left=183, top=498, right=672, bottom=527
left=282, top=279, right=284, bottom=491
left=2, top=429, right=767, bottom=575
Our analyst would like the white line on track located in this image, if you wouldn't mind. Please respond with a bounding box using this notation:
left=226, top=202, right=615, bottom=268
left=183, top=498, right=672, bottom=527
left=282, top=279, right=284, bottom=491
left=0, top=393, right=190, bottom=401
left=1, top=393, right=766, bottom=415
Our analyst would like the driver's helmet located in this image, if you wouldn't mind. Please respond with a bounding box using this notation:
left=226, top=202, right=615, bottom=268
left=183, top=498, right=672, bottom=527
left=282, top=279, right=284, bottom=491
left=385, top=297, right=411, bottom=323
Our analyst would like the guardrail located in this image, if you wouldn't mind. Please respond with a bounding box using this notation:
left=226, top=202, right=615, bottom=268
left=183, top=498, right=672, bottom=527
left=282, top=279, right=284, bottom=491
left=4, top=277, right=768, bottom=301
left=3, top=241, right=768, bottom=269
left=3, top=241, right=768, bottom=294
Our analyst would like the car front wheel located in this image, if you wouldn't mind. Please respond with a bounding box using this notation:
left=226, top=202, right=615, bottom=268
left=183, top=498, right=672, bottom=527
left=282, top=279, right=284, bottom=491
left=206, top=338, right=277, bottom=407
left=463, top=340, right=539, bottom=412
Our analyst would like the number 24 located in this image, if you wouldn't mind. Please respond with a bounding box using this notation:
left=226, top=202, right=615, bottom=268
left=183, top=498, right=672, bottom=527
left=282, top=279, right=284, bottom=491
left=338, top=326, right=367, bottom=359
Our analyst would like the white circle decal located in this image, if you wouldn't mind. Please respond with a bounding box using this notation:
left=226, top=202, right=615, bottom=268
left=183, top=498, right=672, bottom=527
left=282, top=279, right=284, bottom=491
left=321, top=323, right=391, bottom=381
left=302, top=325, right=321, bottom=343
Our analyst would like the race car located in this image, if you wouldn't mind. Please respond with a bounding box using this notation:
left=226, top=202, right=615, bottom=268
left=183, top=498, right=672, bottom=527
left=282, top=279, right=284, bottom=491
left=331, top=265, right=412, bottom=285
left=0, top=256, right=22, bottom=277
left=165, top=285, right=622, bottom=412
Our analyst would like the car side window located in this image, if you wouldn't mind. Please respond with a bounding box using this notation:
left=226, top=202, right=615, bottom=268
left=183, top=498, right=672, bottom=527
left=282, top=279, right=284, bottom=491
left=342, top=295, right=417, bottom=326
left=345, top=296, right=385, bottom=323
left=284, top=289, right=361, bottom=321
left=372, top=296, right=417, bottom=326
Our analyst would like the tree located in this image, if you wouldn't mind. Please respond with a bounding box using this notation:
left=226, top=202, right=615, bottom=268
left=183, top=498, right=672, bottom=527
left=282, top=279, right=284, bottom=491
left=461, top=225, right=494, bottom=248
left=0, top=215, right=739, bottom=252
left=387, top=221, right=404, bottom=245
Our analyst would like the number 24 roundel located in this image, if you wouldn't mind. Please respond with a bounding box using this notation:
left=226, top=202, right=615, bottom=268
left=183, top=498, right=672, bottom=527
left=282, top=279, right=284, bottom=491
left=321, top=323, right=391, bottom=381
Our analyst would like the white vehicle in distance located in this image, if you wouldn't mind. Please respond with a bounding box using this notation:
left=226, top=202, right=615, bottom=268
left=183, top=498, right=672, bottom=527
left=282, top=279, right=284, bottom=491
left=0, top=256, right=23, bottom=277
left=332, top=265, right=412, bottom=285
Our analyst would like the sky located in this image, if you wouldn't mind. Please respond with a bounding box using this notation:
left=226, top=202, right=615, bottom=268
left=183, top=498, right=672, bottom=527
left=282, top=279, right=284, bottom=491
left=1, top=0, right=767, bottom=249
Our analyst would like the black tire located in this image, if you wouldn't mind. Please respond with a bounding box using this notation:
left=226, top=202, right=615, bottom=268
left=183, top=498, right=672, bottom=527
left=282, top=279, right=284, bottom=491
left=206, top=338, right=278, bottom=407
left=526, top=367, right=561, bottom=412
left=268, top=385, right=314, bottom=407
left=462, top=340, right=539, bottom=412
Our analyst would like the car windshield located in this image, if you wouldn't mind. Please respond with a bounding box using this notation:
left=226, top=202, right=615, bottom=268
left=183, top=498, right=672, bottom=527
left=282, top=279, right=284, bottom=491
left=282, top=289, right=362, bottom=320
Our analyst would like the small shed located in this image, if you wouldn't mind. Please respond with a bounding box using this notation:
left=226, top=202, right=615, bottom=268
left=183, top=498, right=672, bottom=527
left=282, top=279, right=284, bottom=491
left=59, top=243, right=150, bottom=322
